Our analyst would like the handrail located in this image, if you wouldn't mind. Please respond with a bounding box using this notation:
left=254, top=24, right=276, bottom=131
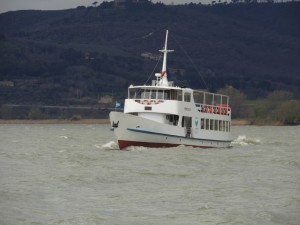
left=197, top=104, right=231, bottom=116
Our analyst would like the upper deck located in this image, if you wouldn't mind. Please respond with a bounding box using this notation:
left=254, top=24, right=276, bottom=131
left=126, top=85, right=231, bottom=117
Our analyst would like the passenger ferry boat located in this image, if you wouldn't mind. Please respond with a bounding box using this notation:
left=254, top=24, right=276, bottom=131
left=110, top=30, right=232, bottom=149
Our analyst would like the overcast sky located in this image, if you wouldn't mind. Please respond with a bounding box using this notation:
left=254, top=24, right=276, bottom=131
left=0, top=0, right=211, bottom=14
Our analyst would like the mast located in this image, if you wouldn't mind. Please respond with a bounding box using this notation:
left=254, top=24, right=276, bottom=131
left=158, top=30, right=174, bottom=87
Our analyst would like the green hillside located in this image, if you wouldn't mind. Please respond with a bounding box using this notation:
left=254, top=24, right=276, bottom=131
left=0, top=1, right=299, bottom=108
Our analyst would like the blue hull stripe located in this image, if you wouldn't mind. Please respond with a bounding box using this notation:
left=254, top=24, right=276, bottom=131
left=127, top=128, right=232, bottom=143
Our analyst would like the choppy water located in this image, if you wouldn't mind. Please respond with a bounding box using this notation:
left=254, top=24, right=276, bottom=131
left=0, top=124, right=299, bottom=225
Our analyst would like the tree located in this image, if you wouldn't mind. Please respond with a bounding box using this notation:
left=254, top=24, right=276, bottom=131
left=267, top=90, right=293, bottom=104
left=266, top=90, right=294, bottom=117
left=28, top=107, right=44, bottom=120
left=274, top=100, right=300, bottom=125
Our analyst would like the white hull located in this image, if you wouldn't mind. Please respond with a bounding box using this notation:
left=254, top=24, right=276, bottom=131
left=110, top=112, right=231, bottom=149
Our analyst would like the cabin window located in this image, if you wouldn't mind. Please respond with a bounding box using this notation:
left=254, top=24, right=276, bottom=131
left=214, top=120, right=218, bottom=131
left=177, top=91, right=182, bottom=101
left=193, top=91, right=204, bottom=104
left=214, top=95, right=222, bottom=105
left=129, top=89, right=136, bottom=99
left=157, top=90, right=164, bottom=99
left=140, top=90, right=148, bottom=99
left=222, top=95, right=228, bottom=105
left=164, top=90, right=170, bottom=100
left=170, top=90, right=176, bottom=100
left=201, top=118, right=205, bottom=129
left=205, top=93, right=213, bottom=105
left=226, top=121, right=230, bottom=132
left=184, top=93, right=191, bottom=102
left=135, top=89, right=142, bottom=99
left=210, top=119, right=214, bottom=130
left=219, top=120, right=223, bottom=131
left=150, top=90, right=156, bottom=99
left=205, top=119, right=209, bottom=130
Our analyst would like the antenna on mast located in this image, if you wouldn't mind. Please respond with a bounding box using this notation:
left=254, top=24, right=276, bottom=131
left=157, top=30, right=174, bottom=87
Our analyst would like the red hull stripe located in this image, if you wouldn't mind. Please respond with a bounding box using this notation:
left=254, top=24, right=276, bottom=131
left=118, top=140, right=211, bottom=150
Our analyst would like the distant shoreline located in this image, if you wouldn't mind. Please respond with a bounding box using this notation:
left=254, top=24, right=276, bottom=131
left=0, top=118, right=284, bottom=126
left=0, top=119, right=110, bottom=124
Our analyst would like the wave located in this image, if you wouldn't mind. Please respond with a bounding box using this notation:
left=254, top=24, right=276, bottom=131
left=97, top=141, right=150, bottom=151
left=100, top=141, right=119, bottom=150
left=125, top=146, right=148, bottom=151
left=59, top=135, right=69, bottom=139
left=231, top=135, right=261, bottom=147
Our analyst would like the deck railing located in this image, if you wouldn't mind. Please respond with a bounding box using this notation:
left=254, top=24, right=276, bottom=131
left=196, top=104, right=231, bottom=116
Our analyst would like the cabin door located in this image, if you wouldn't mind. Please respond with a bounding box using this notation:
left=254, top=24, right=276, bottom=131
left=182, top=116, right=192, bottom=138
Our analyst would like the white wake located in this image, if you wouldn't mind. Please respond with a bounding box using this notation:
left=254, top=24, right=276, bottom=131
left=231, top=135, right=261, bottom=146
left=100, top=141, right=119, bottom=150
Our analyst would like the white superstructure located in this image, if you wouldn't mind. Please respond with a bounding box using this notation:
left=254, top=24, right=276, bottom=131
left=110, top=30, right=232, bottom=149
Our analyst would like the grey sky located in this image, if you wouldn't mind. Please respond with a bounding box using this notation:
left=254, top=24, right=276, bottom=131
left=0, top=0, right=211, bottom=14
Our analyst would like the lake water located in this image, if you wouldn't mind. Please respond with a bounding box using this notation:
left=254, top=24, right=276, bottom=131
left=0, top=124, right=299, bottom=225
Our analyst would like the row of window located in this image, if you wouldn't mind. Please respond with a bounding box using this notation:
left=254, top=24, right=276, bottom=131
left=129, top=88, right=191, bottom=102
left=193, top=91, right=229, bottom=106
left=130, top=89, right=172, bottom=100
left=129, top=88, right=229, bottom=106
left=200, top=118, right=230, bottom=132
left=165, top=114, right=230, bottom=132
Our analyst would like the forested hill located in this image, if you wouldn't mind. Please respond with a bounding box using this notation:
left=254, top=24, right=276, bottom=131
left=0, top=1, right=299, bottom=105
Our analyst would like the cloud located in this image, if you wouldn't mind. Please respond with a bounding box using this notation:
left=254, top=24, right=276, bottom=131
left=0, top=0, right=95, bottom=13
left=0, top=0, right=208, bottom=14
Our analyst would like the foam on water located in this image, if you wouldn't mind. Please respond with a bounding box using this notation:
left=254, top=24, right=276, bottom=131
left=101, top=141, right=119, bottom=150
left=59, top=135, right=69, bottom=139
left=125, top=145, right=149, bottom=151
left=231, top=135, right=261, bottom=147
left=100, top=142, right=149, bottom=151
